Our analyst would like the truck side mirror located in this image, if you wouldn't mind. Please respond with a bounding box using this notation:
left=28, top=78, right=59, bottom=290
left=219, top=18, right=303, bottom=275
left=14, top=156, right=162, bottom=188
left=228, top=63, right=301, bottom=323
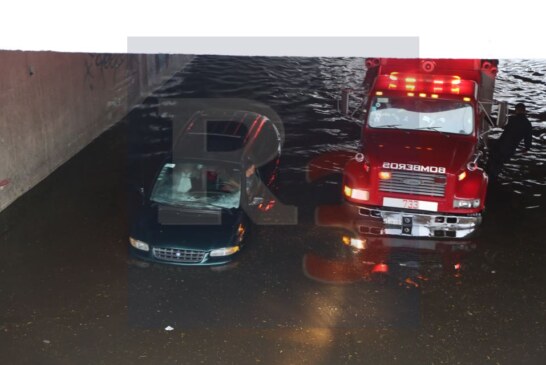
left=497, top=101, right=508, bottom=128
left=339, top=88, right=351, bottom=115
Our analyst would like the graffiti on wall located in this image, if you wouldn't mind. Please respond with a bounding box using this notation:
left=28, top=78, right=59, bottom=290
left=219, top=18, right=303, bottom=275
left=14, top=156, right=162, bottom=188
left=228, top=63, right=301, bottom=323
left=83, top=54, right=126, bottom=90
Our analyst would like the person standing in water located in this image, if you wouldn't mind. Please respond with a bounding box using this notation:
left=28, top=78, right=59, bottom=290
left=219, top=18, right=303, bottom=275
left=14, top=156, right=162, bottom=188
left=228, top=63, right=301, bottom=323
left=487, top=103, right=533, bottom=181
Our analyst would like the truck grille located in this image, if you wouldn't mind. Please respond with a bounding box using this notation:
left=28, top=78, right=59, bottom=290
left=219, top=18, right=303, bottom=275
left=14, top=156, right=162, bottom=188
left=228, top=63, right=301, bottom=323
left=153, top=247, right=206, bottom=263
left=379, top=170, right=446, bottom=197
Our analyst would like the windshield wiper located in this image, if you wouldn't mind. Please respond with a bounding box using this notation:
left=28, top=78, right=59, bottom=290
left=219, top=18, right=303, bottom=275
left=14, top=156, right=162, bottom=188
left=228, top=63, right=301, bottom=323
left=415, top=126, right=450, bottom=137
left=378, top=124, right=401, bottom=129
left=151, top=200, right=189, bottom=208
left=199, top=202, right=229, bottom=210
left=415, top=126, right=440, bottom=131
left=151, top=199, right=213, bottom=208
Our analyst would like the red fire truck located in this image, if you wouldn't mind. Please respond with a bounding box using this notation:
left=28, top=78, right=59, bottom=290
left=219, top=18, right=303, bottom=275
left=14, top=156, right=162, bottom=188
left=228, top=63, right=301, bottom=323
left=341, top=59, right=503, bottom=238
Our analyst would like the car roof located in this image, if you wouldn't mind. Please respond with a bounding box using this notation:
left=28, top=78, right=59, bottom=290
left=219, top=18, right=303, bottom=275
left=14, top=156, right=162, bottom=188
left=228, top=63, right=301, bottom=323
left=173, top=110, right=268, bottom=163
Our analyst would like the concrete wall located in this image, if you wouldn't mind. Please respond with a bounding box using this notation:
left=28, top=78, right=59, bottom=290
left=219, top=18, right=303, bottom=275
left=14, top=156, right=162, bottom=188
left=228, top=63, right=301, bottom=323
left=0, top=51, right=193, bottom=212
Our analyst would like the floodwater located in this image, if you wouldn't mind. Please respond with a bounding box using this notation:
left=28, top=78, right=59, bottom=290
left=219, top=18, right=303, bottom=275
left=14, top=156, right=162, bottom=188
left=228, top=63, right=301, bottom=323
left=0, top=57, right=545, bottom=364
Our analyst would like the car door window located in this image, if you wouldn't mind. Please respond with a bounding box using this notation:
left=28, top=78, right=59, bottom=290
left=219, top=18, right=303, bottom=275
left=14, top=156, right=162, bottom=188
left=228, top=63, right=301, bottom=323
left=252, top=122, right=280, bottom=164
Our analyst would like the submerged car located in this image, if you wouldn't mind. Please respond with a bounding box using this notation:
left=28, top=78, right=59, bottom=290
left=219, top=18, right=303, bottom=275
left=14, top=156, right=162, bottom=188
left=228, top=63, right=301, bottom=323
left=129, top=110, right=281, bottom=265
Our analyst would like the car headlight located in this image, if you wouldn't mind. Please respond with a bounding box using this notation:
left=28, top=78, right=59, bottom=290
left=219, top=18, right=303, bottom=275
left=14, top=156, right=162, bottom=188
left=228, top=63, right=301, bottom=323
left=129, top=237, right=149, bottom=251
left=210, top=246, right=240, bottom=257
left=453, top=199, right=480, bottom=209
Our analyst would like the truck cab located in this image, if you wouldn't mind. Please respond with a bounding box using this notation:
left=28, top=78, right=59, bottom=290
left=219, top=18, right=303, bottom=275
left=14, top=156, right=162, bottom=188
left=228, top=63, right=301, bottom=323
left=342, top=59, right=499, bottom=238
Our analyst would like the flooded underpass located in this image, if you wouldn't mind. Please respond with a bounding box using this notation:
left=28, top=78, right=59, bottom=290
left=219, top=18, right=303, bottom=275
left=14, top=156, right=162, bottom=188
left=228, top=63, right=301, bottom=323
left=1, top=57, right=545, bottom=364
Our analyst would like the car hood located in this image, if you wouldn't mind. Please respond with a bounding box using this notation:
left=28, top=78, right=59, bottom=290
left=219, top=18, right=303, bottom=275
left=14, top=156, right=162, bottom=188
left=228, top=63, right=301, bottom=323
left=364, top=130, right=476, bottom=174
left=131, top=203, right=243, bottom=250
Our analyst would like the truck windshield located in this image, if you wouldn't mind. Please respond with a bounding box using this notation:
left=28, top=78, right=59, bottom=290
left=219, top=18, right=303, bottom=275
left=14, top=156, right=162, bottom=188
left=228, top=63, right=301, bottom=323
left=368, top=97, right=474, bottom=135
left=150, top=161, right=241, bottom=209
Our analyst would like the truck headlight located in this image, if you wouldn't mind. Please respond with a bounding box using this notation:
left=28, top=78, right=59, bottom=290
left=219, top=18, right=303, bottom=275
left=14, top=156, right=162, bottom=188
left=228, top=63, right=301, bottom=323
left=210, top=246, right=240, bottom=257
left=343, top=185, right=370, bottom=201
left=453, top=199, right=480, bottom=209
left=129, top=237, right=149, bottom=251
left=342, top=235, right=367, bottom=250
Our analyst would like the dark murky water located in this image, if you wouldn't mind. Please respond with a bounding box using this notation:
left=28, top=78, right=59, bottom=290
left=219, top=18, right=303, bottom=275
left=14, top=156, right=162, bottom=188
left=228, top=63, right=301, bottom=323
left=494, top=60, right=546, bottom=197
left=1, top=56, right=545, bottom=364
left=126, top=56, right=546, bottom=327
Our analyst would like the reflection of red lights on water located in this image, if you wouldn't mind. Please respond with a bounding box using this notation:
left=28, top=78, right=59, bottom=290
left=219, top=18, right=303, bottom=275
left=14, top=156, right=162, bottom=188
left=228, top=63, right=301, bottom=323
left=258, top=200, right=276, bottom=212
left=306, top=151, right=354, bottom=183
left=372, top=263, right=389, bottom=274
left=404, top=277, right=419, bottom=288
left=303, top=254, right=363, bottom=284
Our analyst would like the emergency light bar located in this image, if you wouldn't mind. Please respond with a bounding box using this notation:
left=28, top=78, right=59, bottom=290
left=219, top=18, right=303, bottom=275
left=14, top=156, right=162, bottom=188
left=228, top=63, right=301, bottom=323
left=375, top=73, right=476, bottom=97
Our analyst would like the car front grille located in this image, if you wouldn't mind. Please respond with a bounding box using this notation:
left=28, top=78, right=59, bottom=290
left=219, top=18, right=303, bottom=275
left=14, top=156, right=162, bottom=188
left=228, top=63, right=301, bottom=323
left=153, top=247, right=206, bottom=264
left=379, top=170, right=446, bottom=197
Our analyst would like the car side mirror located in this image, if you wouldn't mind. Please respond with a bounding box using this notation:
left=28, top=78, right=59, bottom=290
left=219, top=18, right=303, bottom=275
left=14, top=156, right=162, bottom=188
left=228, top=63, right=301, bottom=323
left=127, top=184, right=146, bottom=211
left=128, top=181, right=145, bottom=195
left=249, top=197, right=264, bottom=206
left=130, top=184, right=145, bottom=201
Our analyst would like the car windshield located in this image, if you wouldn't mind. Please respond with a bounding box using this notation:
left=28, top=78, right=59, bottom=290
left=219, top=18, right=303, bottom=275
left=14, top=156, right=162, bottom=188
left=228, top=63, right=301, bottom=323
left=368, top=96, right=474, bottom=135
left=150, top=161, right=241, bottom=209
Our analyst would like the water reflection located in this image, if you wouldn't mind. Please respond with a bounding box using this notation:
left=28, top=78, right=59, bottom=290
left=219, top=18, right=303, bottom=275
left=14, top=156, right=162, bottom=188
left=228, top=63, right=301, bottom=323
left=305, top=202, right=477, bottom=287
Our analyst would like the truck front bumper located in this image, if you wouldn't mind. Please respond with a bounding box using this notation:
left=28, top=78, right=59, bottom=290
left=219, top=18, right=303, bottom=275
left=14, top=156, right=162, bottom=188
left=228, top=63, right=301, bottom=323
left=355, top=205, right=482, bottom=239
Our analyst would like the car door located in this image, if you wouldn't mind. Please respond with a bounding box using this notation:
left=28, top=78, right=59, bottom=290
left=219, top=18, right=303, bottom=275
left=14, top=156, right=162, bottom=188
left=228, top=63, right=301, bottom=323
left=249, top=120, right=281, bottom=188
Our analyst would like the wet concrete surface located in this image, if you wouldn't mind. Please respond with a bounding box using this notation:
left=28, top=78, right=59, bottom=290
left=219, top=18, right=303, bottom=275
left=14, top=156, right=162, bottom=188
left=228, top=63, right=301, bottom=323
left=1, top=57, right=545, bottom=364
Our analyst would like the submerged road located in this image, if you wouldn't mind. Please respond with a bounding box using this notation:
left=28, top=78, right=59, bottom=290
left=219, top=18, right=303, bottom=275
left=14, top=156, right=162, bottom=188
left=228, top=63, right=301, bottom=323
left=1, top=57, right=545, bottom=364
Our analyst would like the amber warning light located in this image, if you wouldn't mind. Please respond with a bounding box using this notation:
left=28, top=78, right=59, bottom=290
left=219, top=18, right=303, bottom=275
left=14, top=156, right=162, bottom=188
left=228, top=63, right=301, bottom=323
left=375, top=74, right=476, bottom=97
